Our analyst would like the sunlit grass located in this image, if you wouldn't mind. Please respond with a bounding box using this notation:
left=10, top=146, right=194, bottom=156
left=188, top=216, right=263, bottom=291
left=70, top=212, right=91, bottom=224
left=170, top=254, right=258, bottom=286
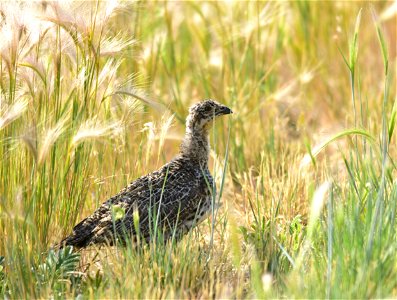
left=0, top=1, right=396, bottom=298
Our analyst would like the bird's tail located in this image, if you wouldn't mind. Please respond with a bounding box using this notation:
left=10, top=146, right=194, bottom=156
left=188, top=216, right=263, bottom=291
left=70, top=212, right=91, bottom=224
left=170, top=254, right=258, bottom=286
left=55, top=216, right=98, bottom=250
left=55, top=233, right=90, bottom=250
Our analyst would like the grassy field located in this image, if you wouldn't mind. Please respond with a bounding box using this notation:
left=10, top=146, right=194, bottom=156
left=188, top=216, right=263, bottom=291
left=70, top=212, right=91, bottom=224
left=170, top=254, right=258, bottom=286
left=0, top=1, right=396, bottom=298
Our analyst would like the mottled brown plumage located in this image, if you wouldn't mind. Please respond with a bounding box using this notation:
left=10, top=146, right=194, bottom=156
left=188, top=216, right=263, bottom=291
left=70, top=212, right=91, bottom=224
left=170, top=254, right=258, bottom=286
left=59, top=100, right=232, bottom=248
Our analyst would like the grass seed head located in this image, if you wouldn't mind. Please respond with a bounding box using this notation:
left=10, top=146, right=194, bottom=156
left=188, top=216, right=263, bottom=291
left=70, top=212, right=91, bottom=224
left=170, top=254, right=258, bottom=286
left=0, top=98, right=28, bottom=130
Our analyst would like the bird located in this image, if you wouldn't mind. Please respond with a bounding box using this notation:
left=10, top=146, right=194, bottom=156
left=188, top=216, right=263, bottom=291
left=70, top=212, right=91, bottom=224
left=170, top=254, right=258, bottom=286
left=59, top=99, right=232, bottom=249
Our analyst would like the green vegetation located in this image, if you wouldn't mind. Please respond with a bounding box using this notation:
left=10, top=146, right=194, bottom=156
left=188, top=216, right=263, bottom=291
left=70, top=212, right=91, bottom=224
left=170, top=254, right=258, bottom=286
left=0, top=1, right=396, bottom=298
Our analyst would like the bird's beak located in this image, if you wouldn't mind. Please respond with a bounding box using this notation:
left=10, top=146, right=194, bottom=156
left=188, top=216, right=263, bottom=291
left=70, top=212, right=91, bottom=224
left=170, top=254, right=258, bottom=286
left=216, top=106, right=233, bottom=116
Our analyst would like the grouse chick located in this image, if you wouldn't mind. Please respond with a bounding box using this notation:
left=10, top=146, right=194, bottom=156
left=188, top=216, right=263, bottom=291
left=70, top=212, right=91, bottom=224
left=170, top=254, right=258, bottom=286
left=59, top=99, right=232, bottom=248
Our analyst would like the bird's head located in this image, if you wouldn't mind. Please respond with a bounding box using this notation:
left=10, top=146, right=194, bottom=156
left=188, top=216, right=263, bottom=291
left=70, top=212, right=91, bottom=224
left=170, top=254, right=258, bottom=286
left=186, top=99, right=232, bottom=132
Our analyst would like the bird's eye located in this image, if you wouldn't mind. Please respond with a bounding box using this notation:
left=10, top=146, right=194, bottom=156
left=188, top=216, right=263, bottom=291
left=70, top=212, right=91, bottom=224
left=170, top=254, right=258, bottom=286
left=205, top=106, right=213, bottom=112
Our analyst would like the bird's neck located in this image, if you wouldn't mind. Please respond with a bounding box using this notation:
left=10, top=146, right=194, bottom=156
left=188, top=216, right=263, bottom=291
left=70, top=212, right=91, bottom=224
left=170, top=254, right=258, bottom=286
left=180, top=126, right=210, bottom=167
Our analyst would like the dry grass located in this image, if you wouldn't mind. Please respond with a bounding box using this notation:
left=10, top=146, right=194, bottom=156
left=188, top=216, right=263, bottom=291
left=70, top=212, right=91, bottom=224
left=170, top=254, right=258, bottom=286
left=0, top=1, right=396, bottom=298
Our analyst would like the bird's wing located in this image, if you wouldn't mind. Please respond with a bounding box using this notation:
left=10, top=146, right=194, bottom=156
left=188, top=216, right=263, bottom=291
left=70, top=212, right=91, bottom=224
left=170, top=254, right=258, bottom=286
left=113, top=160, right=212, bottom=241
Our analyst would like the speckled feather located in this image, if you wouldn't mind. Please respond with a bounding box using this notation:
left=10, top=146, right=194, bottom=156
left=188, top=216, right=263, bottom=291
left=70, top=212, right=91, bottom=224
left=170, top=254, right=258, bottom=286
left=59, top=99, right=232, bottom=248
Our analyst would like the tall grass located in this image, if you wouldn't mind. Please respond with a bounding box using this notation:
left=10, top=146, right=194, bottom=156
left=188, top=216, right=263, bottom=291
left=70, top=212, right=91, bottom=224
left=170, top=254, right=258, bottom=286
left=0, top=1, right=396, bottom=298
